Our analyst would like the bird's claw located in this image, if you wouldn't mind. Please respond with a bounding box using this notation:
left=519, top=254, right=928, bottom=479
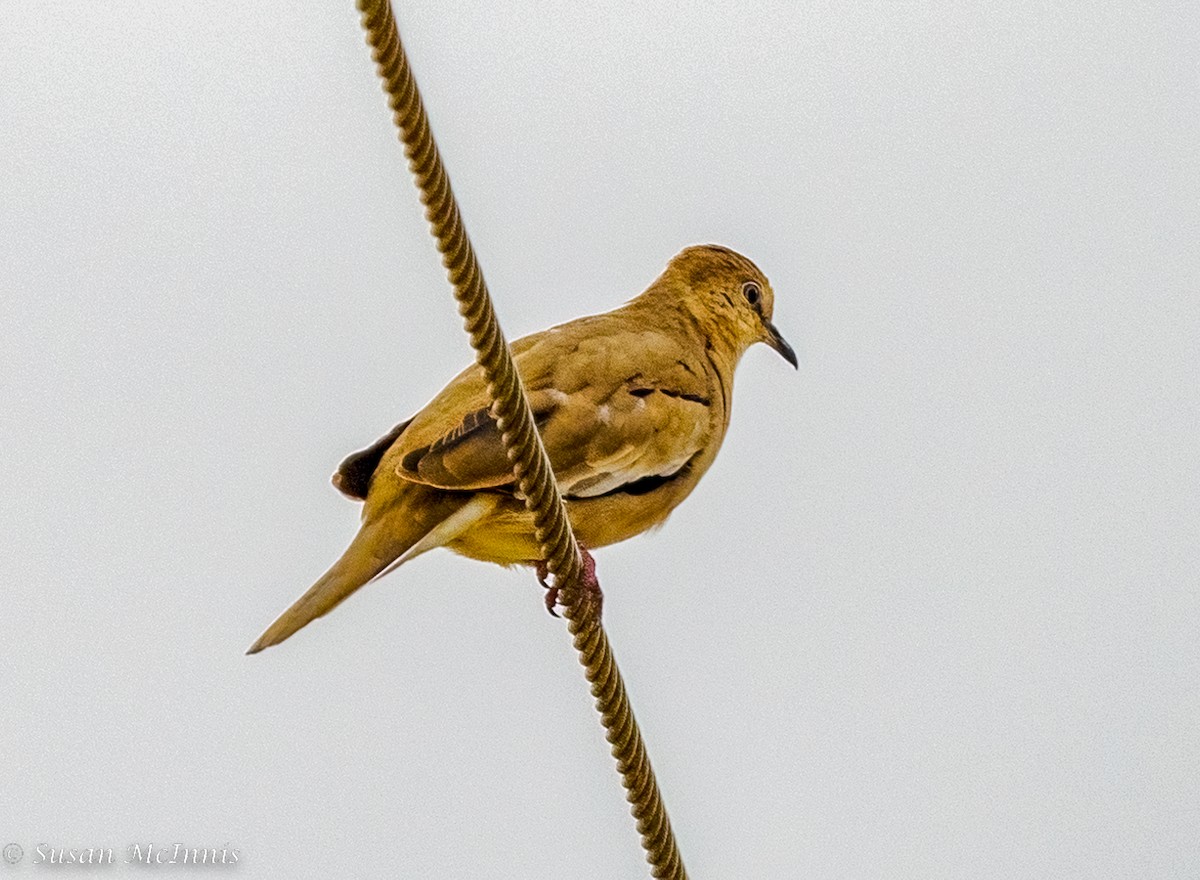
left=536, top=560, right=561, bottom=617
left=544, top=585, right=562, bottom=618
left=537, top=549, right=602, bottom=619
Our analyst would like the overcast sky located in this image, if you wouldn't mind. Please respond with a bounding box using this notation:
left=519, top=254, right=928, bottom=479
left=2, top=2, right=1197, bottom=877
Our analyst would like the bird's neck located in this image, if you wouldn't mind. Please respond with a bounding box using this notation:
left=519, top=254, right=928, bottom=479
left=631, top=283, right=746, bottom=373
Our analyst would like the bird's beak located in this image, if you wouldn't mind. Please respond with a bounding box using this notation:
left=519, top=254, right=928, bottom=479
left=764, top=320, right=798, bottom=369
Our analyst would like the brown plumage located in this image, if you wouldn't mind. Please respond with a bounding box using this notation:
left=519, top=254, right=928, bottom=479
left=247, top=244, right=796, bottom=653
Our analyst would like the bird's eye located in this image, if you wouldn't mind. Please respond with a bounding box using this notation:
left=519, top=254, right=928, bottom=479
left=742, top=282, right=761, bottom=308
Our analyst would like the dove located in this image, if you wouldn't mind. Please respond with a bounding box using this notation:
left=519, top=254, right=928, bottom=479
left=247, top=244, right=796, bottom=653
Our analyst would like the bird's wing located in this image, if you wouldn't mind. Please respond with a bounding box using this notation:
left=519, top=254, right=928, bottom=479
left=384, top=317, right=716, bottom=497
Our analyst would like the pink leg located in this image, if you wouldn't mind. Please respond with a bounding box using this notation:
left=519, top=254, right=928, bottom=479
left=540, top=548, right=603, bottom=619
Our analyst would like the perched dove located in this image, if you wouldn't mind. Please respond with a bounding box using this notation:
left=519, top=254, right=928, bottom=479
left=248, top=244, right=796, bottom=653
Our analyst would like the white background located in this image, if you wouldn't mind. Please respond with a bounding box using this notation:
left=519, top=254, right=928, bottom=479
left=3, top=2, right=1197, bottom=877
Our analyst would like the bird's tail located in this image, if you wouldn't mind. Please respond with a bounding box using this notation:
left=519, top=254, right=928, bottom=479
left=245, top=518, right=399, bottom=654
left=246, top=494, right=494, bottom=655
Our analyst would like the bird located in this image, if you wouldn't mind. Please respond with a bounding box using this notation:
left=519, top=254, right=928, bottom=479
left=247, top=244, right=796, bottom=654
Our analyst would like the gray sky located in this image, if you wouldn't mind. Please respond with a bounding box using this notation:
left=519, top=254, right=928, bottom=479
left=3, top=1, right=1197, bottom=877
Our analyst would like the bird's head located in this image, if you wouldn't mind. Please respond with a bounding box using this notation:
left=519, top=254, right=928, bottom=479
left=656, top=244, right=797, bottom=370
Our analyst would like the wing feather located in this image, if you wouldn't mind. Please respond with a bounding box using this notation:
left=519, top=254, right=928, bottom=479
left=379, top=317, right=717, bottom=497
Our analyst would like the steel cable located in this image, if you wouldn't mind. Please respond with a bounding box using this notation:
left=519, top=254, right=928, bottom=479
left=355, top=1, right=687, bottom=876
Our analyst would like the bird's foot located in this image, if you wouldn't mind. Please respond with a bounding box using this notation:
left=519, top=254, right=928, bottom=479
left=539, top=548, right=603, bottom=619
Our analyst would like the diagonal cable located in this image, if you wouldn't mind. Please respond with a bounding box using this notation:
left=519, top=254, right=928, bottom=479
left=354, top=1, right=687, bottom=876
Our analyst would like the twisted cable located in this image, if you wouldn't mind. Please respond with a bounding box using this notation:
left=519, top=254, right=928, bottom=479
left=355, top=2, right=687, bottom=877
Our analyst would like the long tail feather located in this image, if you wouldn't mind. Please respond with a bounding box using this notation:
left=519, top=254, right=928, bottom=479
left=246, top=494, right=495, bottom=654
left=246, top=519, right=398, bottom=654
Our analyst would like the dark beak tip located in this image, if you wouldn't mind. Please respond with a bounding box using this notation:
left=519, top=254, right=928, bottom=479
left=780, top=338, right=799, bottom=369
left=765, top=320, right=799, bottom=369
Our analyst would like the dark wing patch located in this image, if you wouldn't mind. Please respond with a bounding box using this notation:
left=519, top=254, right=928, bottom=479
left=398, top=401, right=555, bottom=490
left=400, top=407, right=494, bottom=474
left=626, top=386, right=712, bottom=406
left=332, top=418, right=413, bottom=500
left=661, top=389, right=712, bottom=406
left=564, top=457, right=695, bottom=500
